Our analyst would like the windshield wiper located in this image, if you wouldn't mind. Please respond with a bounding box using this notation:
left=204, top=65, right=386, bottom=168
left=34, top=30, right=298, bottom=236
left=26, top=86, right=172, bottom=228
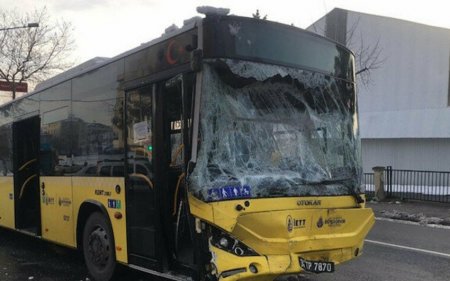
left=312, top=178, right=364, bottom=206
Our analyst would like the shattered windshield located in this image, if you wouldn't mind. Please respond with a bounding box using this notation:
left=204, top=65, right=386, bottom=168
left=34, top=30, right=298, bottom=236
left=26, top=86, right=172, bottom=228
left=189, top=59, right=362, bottom=202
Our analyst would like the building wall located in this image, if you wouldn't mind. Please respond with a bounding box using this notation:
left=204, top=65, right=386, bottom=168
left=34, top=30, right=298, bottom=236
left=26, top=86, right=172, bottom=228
left=309, top=9, right=450, bottom=173
left=346, top=11, right=450, bottom=114
left=347, top=11, right=450, bottom=140
left=309, top=9, right=450, bottom=114
left=362, top=138, right=450, bottom=172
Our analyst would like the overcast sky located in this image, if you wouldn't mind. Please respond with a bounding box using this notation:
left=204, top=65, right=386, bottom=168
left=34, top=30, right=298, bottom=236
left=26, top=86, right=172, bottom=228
left=1, top=0, right=450, bottom=65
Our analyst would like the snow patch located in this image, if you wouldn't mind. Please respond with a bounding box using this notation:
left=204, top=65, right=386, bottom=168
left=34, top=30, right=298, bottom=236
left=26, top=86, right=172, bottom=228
left=197, top=6, right=230, bottom=16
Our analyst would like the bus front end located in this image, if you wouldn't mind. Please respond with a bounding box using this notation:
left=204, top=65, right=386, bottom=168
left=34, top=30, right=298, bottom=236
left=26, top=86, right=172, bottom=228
left=187, top=15, right=374, bottom=280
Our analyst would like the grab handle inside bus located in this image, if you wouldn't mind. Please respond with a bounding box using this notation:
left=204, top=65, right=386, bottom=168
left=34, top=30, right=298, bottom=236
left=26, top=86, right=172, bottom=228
left=19, top=174, right=37, bottom=199
left=18, top=158, right=37, bottom=172
left=129, top=173, right=154, bottom=189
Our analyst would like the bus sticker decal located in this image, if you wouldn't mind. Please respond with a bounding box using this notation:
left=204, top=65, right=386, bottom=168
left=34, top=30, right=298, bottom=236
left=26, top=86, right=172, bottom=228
left=287, top=215, right=306, bottom=232
left=317, top=217, right=324, bottom=228
left=207, top=185, right=251, bottom=200
left=58, top=197, right=72, bottom=207
left=42, top=195, right=55, bottom=205
left=108, top=199, right=122, bottom=209
left=95, top=189, right=112, bottom=197
left=324, top=217, right=346, bottom=227
left=133, top=121, right=151, bottom=143
left=297, top=200, right=321, bottom=206
left=166, top=40, right=185, bottom=65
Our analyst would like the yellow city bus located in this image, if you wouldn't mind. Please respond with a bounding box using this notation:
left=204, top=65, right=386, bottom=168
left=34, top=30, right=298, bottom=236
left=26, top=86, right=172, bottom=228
left=0, top=8, right=374, bottom=281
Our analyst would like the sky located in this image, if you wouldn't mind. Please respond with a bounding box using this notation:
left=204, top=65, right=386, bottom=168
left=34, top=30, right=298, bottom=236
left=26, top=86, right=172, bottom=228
left=1, top=0, right=449, bottom=66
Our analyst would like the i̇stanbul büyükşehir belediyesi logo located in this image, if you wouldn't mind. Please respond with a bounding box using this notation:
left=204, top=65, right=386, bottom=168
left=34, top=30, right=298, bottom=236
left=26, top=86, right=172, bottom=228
left=317, top=216, right=346, bottom=228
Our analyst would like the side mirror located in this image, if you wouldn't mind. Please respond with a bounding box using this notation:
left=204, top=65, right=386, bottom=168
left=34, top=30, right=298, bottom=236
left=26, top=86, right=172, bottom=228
left=187, top=160, right=196, bottom=174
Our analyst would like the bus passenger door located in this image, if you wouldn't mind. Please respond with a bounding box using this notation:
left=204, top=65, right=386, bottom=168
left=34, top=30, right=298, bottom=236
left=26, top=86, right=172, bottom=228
left=12, top=116, right=41, bottom=235
left=125, top=85, right=162, bottom=269
left=161, top=73, right=195, bottom=268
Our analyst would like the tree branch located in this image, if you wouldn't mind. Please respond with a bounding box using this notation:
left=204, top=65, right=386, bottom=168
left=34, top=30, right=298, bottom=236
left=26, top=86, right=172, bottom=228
left=0, top=7, right=74, bottom=99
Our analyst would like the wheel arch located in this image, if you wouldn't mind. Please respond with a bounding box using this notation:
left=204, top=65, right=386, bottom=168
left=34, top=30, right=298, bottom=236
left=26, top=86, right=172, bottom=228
left=76, top=200, right=111, bottom=250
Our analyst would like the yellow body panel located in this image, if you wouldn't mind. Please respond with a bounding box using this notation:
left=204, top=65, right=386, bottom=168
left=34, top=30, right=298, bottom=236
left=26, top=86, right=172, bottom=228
left=0, top=177, right=15, bottom=229
left=72, top=177, right=128, bottom=264
left=189, top=194, right=375, bottom=280
left=38, top=177, right=128, bottom=263
left=40, top=177, right=75, bottom=246
left=233, top=207, right=373, bottom=255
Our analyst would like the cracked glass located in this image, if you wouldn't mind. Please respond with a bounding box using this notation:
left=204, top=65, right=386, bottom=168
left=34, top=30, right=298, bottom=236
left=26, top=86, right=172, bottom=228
left=189, top=59, right=361, bottom=201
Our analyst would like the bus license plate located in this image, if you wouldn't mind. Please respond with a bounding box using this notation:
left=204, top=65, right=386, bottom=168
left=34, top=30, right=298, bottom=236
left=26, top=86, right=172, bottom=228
left=299, top=258, right=334, bottom=273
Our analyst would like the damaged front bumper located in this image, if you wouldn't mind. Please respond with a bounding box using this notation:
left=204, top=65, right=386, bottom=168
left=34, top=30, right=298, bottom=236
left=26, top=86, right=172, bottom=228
left=210, top=241, right=365, bottom=281
left=189, top=195, right=375, bottom=281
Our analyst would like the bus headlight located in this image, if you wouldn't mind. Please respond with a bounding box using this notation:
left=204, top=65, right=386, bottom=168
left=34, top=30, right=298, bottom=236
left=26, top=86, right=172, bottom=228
left=219, top=237, right=230, bottom=248
left=210, top=228, right=259, bottom=257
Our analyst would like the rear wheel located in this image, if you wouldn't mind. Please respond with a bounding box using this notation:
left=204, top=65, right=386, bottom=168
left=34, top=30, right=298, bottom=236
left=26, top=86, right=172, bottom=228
left=83, top=212, right=116, bottom=281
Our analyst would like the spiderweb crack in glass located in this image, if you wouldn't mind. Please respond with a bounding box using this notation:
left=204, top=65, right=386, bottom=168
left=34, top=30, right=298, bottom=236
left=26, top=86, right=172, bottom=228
left=189, top=59, right=362, bottom=202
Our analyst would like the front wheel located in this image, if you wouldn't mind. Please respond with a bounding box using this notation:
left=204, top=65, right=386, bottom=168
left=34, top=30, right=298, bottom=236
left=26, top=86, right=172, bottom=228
left=83, top=212, right=116, bottom=281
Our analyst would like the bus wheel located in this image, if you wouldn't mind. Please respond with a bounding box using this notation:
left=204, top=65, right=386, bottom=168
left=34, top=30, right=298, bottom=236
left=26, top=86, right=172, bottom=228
left=83, top=212, right=116, bottom=281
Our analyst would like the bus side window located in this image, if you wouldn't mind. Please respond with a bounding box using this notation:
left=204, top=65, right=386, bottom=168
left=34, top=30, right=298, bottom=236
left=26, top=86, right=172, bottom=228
left=164, top=76, right=183, bottom=167
left=170, top=129, right=183, bottom=167
left=112, top=166, right=125, bottom=177
left=99, top=165, right=111, bottom=177
left=0, top=159, right=6, bottom=176
left=165, top=73, right=195, bottom=168
left=85, top=166, right=97, bottom=176
left=135, top=164, right=149, bottom=175
left=126, top=86, right=153, bottom=180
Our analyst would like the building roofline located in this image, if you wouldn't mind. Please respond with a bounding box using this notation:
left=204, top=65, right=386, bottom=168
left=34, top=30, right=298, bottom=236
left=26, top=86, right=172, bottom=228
left=308, top=7, right=450, bottom=32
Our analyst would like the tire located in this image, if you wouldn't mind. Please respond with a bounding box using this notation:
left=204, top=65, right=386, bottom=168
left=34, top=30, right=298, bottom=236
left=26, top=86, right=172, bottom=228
left=83, top=212, right=116, bottom=281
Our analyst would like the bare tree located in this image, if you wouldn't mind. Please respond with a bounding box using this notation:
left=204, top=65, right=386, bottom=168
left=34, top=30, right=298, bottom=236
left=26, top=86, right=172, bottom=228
left=309, top=13, right=385, bottom=88
left=345, top=17, right=385, bottom=87
left=0, top=8, right=74, bottom=99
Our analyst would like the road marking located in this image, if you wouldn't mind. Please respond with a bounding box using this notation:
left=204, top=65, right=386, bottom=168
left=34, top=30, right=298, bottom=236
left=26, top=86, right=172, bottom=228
left=365, top=239, right=450, bottom=258
left=375, top=217, right=450, bottom=230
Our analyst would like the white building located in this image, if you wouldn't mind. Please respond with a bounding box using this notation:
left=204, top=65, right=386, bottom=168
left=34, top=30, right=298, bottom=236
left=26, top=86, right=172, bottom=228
left=308, top=8, right=450, bottom=172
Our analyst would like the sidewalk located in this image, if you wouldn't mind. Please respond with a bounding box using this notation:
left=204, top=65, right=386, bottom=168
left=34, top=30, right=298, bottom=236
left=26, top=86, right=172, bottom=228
left=367, top=199, right=450, bottom=226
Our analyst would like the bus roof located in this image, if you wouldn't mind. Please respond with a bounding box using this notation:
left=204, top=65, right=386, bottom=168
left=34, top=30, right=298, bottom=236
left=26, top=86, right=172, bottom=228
left=4, top=12, right=354, bottom=108
left=3, top=16, right=201, bottom=108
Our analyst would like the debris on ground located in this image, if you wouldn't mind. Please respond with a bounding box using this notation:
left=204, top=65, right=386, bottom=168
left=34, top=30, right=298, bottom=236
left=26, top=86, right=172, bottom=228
left=367, top=199, right=450, bottom=226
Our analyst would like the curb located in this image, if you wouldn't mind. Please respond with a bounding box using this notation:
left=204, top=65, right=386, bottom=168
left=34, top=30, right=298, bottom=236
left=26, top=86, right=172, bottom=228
left=375, top=217, right=450, bottom=230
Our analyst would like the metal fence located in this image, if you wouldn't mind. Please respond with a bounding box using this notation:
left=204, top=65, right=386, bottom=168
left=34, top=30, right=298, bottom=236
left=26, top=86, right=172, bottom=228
left=363, top=173, right=375, bottom=198
left=363, top=166, right=450, bottom=203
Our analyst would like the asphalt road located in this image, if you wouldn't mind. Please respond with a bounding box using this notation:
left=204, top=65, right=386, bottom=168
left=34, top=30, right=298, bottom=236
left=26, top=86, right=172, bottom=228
left=0, top=220, right=449, bottom=281
left=299, top=220, right=450, bottom=281
left=0, top=227, right=147, bottom=281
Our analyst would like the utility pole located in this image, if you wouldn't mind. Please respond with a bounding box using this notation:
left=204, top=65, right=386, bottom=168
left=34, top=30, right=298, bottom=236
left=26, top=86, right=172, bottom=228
left=0, top=22, right=39, bottom=31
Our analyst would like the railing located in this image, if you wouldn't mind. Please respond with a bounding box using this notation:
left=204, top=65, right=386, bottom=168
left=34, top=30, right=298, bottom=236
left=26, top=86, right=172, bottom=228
left=387, top=169, right=450, bottom=203
left=363, top=167, right=450, bottom=203
left=363, top=173, right=375, bottom=198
